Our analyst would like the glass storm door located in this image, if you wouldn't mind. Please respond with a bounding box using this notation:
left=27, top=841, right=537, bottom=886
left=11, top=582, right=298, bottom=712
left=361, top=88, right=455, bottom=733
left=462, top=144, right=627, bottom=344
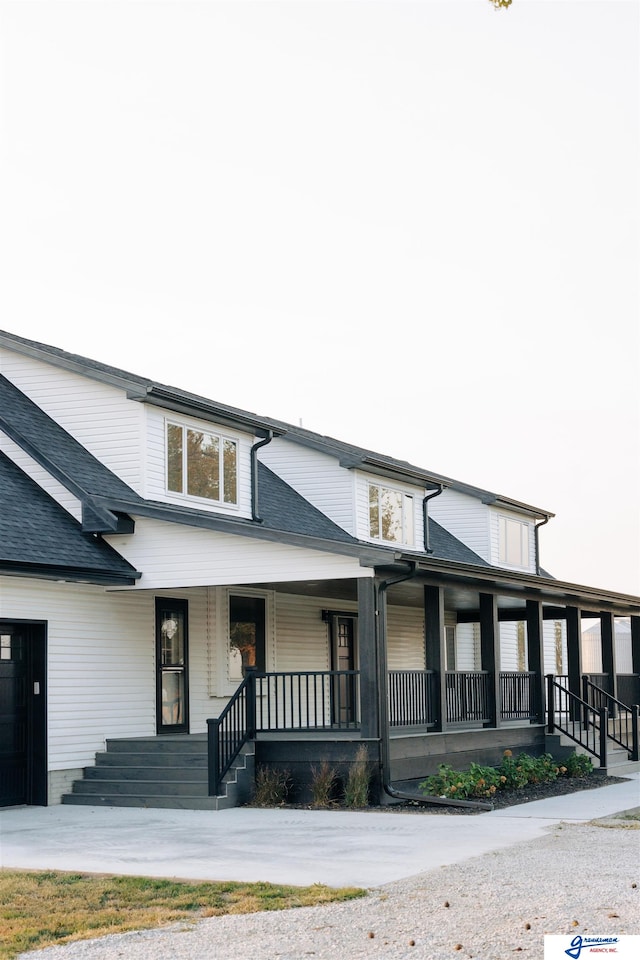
left=156, top=599, right=189, bottom=734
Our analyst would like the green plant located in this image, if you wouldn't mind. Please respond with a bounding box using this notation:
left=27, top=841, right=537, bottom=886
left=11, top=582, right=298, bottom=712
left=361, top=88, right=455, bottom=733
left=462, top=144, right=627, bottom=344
left=563, top=752, right=593, bottom=777
left=310, top=760, right=339, bottom=807
left=344, top=745, right=371, bottom=808
left=253, top=766, right=291, bottom=806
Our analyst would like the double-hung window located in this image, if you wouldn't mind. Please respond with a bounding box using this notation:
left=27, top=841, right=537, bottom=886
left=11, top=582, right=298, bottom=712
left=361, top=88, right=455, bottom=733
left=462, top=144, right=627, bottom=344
left=498, top=516, right=530, bottom=568
left=166, top=422, right=238, bottom=505
left=369, top=483, right=415, bottom=546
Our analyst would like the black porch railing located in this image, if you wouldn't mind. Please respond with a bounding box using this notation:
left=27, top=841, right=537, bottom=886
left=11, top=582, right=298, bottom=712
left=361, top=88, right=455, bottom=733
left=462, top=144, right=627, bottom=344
left=445, top=671, right=490, bottom=724
left=254, top=670, right=359, bottom=731
left=617, top=674, right=640, bottom=709
left=582, top=677, right=639, bottom=761
left=388, top=670, right=437, bottom=726
left=207, top=673, right=254, bottom=797
left=546, top=674, right=608, bottom=766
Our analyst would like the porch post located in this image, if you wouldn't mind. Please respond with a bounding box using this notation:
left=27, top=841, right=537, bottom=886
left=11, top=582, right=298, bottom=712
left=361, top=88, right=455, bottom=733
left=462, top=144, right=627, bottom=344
left=357, top=577, right=379, bottom=741
left=600, top=612, right=617, bottom=703
left=479, top=593, right=500, bottom=727
left=630, top=616, right=640, bottom=677
left=424, top=584, right=446, bottom=732
left=566, top=606, right=582, bottom=721
left=525, top=599, right=545, bottom=723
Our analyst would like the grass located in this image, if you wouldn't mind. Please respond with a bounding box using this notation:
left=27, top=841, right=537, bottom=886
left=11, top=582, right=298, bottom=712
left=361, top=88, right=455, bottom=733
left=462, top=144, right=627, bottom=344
left=0, top=870, right=366, bottom=960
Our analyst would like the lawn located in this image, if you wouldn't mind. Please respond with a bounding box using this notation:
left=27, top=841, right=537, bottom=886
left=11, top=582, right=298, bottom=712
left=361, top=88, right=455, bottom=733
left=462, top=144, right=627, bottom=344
left=0, top=870, right=366, bottom=960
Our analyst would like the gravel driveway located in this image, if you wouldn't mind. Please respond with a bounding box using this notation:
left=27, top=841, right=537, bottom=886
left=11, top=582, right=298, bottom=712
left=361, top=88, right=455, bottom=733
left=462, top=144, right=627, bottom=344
left=19, top=817, right=639, bottom=960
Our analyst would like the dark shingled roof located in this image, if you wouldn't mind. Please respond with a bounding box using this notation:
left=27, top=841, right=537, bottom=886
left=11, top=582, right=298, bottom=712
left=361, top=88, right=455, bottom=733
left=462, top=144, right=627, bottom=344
left=255, top=463, right=357, bottom=542
left=0, top=452, right=140, bottom=583
left=0, top=375, right=142, bottom=503
left=427, top=518, right=491, bottom=567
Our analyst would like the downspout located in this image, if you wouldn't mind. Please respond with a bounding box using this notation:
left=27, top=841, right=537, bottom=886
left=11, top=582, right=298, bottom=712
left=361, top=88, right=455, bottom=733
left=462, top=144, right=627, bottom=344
left=251, top=431, right=274, bottom=523
left=534, top=516, right=550, bottom=576
left=377, top=560, right=493, bottom=811
left=423, top=484, right=444, bottom=554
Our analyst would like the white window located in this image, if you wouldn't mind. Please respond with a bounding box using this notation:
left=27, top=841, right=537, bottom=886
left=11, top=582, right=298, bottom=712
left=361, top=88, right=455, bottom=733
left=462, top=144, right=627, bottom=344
left=499, top=516, right=530, bottom=568
left=368, top=483, right=415, bottom=546
left=166, top=421, right=238, bottom=505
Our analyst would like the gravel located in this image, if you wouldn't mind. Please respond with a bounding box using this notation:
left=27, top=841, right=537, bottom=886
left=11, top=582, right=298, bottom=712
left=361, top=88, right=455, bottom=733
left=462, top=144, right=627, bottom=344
left=19, top=816, right=639, bottom=960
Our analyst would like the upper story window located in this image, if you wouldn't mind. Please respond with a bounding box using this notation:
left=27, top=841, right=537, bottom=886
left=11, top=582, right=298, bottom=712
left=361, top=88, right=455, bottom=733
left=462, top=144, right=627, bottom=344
left=369, top=483, right=415, bottom=546
left=166, top=422, right=237, bottom=505
left=498, top=515, right=530, bottom=568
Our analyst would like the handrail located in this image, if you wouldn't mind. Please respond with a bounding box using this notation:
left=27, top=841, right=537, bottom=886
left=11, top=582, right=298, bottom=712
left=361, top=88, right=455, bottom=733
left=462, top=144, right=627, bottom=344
left=207, top=672, right=255, bottom=797
left=582, top=677, right=639, bottom=761
left=546, top=674, right=608, bottom=767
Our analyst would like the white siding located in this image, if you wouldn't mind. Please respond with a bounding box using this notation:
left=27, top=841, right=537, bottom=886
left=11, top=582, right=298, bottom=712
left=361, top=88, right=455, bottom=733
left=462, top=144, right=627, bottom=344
left=543, top=620, right=567, bottom=675
left=105, top=517, right=368, bottom=589
left=143, top=406, right=254, bottom=520
left=456, top=623, right=481, bottom=670
left=259, top=438, right=355, bottom=534
left=0, top=577, right=238, bottom=773
left=274, top=593, right=336, bottom=671
left=429, top=489, right=490, bottom=562
left=0, top=351, right=145, bottom=493
left=499, top=621, right=528, bottom=672
left=0, top=430, right=83, bottom=521
left=387, top=605, right=425, bottom=669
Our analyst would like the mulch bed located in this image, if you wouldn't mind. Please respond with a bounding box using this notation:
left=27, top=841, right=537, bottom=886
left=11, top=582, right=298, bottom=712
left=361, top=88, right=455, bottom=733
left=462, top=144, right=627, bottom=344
left=251, top=774, right=630, bottom=816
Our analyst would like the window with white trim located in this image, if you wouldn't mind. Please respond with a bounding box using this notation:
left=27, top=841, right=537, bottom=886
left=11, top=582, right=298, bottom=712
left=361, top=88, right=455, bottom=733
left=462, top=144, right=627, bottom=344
left=498, top=515, right=530, bottom=568
left=166, top=421, right=238, bottom=505
left=368, top=483, right=415, bottom=546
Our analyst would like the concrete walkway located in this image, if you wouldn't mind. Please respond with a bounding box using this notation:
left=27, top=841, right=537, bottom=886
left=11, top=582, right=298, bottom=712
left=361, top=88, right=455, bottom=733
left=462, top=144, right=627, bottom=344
left=1, top=774, right=638, bottom=889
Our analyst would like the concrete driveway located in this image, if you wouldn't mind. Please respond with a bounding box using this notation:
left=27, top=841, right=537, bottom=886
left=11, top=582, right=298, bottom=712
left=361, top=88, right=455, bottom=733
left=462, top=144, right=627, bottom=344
left=1, top=774, right=638, bottom=888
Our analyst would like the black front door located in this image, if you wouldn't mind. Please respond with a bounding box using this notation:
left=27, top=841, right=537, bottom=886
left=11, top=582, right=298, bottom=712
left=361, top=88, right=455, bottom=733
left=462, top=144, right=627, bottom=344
left=229, top=595, right=266, bottom=676
left=156, top=599, right=189, bottom=734
left=0, top=621, right=47, bottom=806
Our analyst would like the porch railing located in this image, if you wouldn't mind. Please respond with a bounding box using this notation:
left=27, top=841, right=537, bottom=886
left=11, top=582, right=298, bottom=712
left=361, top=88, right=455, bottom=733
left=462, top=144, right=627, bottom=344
left=388, top=670, right=437, bottom=726
left=446, top=671, right=490, bottom=724
left=499, top=671, right=537, bottom=721
left=583, top=677, right=639, bottom=761
left=254, top=670, right=360, bottom=731
left=546, top=674, right=608, bottom=766
left=617, top=674, right=640, bottom=708
left=207, top=673, right=254, bottom=797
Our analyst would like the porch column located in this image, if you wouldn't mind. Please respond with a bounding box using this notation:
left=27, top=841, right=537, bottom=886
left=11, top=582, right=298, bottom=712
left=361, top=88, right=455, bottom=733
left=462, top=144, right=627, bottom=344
left=630, top=617, right=640, bottom=707
left=526, top=599, right=545, bottom=723
left=566, top=606, right=583, bottom=721
left=631, top=616, right=640, bottom=676
left=357, top=577, right=379, bottom=741
left=479, top=593, right=500, bottom=727
left=600, top=612, right=617, bottom=702
left=424, top=585, right=446, bottom=732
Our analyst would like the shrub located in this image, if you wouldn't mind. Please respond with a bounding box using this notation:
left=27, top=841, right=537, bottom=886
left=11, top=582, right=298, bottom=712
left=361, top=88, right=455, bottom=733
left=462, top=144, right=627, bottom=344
left=563, top=752, right=593, bottom=777
left=344, top=745, right=372, bottom=808
left=253, top=765, right=291, bottom=806
left=310, top=760, right=339, bottom=807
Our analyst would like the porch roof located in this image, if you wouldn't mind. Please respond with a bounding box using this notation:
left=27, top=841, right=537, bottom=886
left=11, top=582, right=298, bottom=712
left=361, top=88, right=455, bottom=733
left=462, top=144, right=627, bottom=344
left=0, top=452, right=140, bottom=585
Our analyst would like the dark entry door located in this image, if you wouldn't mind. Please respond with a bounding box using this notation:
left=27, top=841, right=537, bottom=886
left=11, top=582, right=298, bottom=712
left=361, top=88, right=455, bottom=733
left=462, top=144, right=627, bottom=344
left=332, top=616, right=357, bottom=726
left=0, top=622, right=47, bottom=806
left=229, top=595, right=266, bottom=676
left=156, top=599, right=189, bottom=734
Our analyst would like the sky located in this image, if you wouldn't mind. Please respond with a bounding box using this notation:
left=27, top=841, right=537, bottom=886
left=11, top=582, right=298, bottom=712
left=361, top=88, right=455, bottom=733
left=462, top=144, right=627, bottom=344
left=1, top=0, right=638, bottom=596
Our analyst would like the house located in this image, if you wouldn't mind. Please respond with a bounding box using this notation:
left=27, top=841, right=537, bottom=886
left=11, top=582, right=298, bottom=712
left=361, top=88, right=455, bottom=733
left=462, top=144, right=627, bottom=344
left=1, top=329, right=639, bottom=809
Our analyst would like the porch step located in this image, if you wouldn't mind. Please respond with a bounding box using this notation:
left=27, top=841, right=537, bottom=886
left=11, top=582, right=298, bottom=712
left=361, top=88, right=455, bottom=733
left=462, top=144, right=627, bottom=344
left=61, top=736, right=255, bottom=811
left=545, top=732, right=640, bottom=776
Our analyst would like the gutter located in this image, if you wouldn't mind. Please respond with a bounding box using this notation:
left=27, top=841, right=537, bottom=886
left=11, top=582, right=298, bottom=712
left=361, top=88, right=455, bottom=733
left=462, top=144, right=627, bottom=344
left=250, top=431, right=274, bottom=523
left=423, top=484, right=444, bottom=554
left=534, top=515, right=550, bottom=576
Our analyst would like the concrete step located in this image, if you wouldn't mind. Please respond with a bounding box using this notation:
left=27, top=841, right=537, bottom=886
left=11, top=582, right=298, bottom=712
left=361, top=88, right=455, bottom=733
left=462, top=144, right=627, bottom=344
left=87, top=764, right=208, bottom=781
left=95, top=752, right=208, bottom=769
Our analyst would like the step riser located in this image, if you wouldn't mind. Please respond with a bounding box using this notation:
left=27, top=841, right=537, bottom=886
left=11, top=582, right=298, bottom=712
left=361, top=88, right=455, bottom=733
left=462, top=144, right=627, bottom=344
left=62, top=739, right=255, bottom=811
left=86, top=766, right=208, bottom=781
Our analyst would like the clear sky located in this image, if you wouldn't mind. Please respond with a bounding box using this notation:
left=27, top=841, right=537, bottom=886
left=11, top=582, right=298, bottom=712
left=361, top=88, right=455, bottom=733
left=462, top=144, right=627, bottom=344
left=1, top=0, right=638, bottom=595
